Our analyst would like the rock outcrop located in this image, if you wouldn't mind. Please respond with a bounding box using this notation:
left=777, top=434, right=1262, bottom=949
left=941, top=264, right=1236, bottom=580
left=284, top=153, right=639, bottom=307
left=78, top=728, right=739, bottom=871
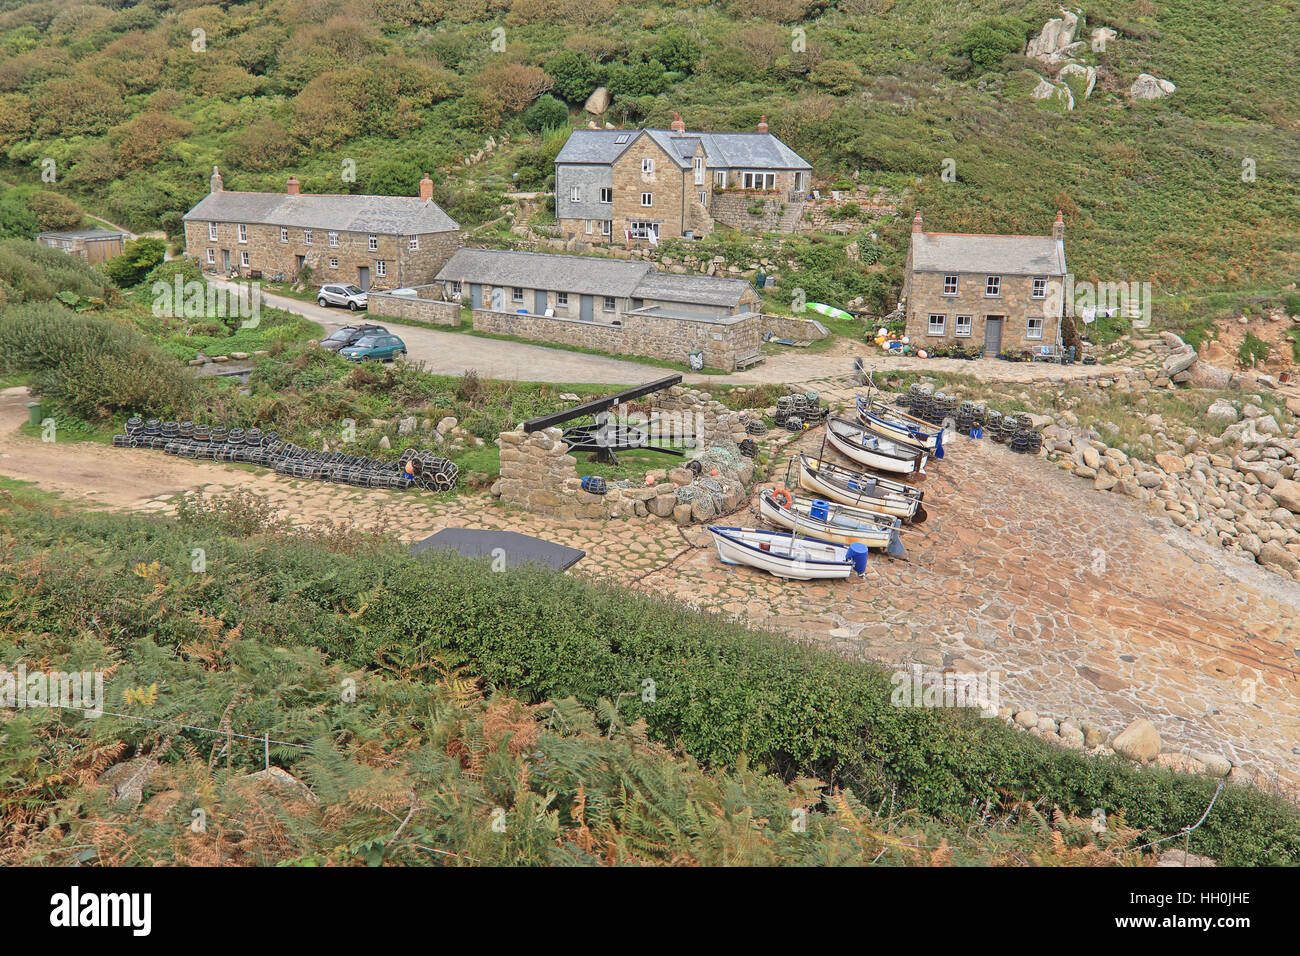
left=1131, top=73, right=1176, bottom=99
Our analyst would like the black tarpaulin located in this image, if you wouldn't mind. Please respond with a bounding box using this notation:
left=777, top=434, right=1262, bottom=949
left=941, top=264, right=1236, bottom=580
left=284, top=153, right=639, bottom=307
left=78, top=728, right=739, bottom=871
left=410, top=528, right=585, bottom=571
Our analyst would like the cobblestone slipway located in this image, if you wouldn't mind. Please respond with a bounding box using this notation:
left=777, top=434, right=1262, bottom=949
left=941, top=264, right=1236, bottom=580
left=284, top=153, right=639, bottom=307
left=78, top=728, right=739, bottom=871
left=2, top=383, right=1296, bottom=793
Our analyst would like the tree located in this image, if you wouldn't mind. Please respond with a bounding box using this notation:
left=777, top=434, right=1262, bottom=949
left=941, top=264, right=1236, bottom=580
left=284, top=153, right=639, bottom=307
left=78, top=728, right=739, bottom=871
left=523, top=95, right=568, bottom=133
left=602, top=58, right=671, bottom=99
left=809, top=59, right=864, bottom=94
left=0, top=191, right=36, bottom=240
left=111, top=112, right=195, bottom=172
left=652, top=30, right=701, bottom=75
left=545, top=51, right=598, bottom=104
left=26, top=191, right=82, bottom=232
left=104, top=238, right=166, bottom=289
left=480, top=62, right=552, bottom=114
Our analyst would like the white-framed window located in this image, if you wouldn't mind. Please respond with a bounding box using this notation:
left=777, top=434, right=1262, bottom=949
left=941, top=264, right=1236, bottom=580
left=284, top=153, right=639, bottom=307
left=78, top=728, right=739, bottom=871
left=601, top=220, right=611, bottom=236
left=368, top=235, right=378, bottom=251
left=742, top=171, right=776, bottom=190
left=697, top=190, right=707, bottom=205
left=927, top=313, right=946, bottom=335
left=641, top=192, right=652, bottom=206
left=279, top=227, right=288, bottom=243
left=585, top=219, right=593, bottom=234
left=328, top=231, right=339, bottom=248
left=794, top=171, right=807, bottom=191
left=303, top=230, right=313, bottom=245
left=512, top=287, right=524, bottom=303
left=955, top=314, right=972, bottom=337
left=1027, top=317, right=1044, bottom=339
left=943, top=274, right=958, bottom=295
left=329, top=257, right=338, bottom=269
left=693, top=156, right=704, bottom=185
left=556, top=292, right=568, bottom=306
left=409, top=236, right=419, bottom=251
left=237, top=223, right=247, bottom=243
left=599, top=187, right=612, bottom=204
left=985, top=275, right=1001, bottom=296
left=375, top=260, right=386, bottom=277
left=570, top=186, right=581, bottom=202
left=629, top=221, right=658, bottom=240
left=1032, top=277, right=1047, bottom=298
left=240, top=250, right=249, bottom=266
left=641, top=157, right=654, bottom=175
left=208, top=222, right=218, bottom=241
left=603, top=296, right=617, bottom=311
left=714, top=170, right=726, bottom=187
left=205, top=248, right=215, bottom=264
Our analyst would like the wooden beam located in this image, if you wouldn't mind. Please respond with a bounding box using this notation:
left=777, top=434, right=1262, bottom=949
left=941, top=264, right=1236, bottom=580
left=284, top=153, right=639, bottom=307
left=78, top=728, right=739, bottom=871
left=521, top=374, right=683, bottom=433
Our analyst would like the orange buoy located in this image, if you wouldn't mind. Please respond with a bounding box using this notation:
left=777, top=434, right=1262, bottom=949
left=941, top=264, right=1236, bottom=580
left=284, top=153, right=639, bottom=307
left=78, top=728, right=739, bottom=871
left=772, top=487, right=793, bottom=508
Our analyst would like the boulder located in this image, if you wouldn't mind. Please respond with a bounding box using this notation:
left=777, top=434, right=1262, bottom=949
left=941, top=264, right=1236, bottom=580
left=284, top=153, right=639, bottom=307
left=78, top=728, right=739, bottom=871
left=398, top=416, right=417, bottom=436
left=1031, top=77, right=1074, bottom=110
left=1014, top=710, right=1038, bottom=728
left=672, top=503, right=693, bottom=526
left=1058, top=62, right=1097, bottom=100
left=1189, top=361, right=1231, bottom=389
left=1090, top=26, right=1117, bottom=50
left=1258, top=541, right=1300, bottom=573
left=1154, top=453, right=1186, bottom=475
left=650, top=494, right=677, bottom=518
left=436, top=416, right=458, bottom=436
left=1272, top=478, right=1300, bottom=513
left=1131, top=73, right=1176, bottom=99
left=583, top=86, right=611, bottom=115
left=1196, top=753, right=1233, bottom=777
left=1026, top=9, right=1080, bottom=61
left=1162, top=347, right=1197, bottom=375
left=96, top=758, right=160, bottom=808
left=1112, top=718, right=1161, bottom=762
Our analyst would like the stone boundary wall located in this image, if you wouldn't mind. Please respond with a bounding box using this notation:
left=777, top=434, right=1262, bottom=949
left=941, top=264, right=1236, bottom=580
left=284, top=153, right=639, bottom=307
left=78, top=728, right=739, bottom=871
left=762, top=314, right=829, bottom=343
left=709, top=193, right=788, bottom=232
left=368, top=287, right=462, bottom=326
left=471, top=308, right=763, bottom=371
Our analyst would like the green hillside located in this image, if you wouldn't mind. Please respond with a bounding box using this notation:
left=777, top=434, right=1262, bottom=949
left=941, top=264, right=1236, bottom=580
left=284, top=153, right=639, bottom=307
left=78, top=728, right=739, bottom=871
left=1, top=0, right=1296, bottom=327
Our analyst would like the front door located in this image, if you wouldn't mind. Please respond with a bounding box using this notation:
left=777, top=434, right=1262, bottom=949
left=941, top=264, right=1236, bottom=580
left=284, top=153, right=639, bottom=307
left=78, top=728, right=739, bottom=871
left=296, top=255, right=305, bottom=273
left=983, top=316, right=1003, bottom=355
left=580, top=295, right=594, bottom=322
left=358, top=267, right=370, bottom=291
left=221, top=249, right=230, bottom=271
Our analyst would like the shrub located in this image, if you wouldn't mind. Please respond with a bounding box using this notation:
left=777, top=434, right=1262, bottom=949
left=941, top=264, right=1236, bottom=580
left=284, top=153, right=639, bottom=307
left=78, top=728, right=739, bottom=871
left=0, top=239, right=113, bottom=304
left=956, top=17, right=1032, bottom=75
left=544, top=51, right=599, bottom=104
left=522, top=94, right=569, bottom=134
left=1237, top=331, right=1270, bottom=366
left=104, top=238, right=166, bottom=289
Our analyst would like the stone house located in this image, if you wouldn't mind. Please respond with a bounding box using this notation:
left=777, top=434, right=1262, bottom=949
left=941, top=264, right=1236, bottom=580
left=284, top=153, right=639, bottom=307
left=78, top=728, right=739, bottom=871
left=901, top=211, right=1069, bottom=354
left=182, top=168, right=461, bottom=291
left=36, top=229, right=125, bottom=264
left=554, top=114, right=812, bottom=245
left=434, top=247, right=765, bottom=370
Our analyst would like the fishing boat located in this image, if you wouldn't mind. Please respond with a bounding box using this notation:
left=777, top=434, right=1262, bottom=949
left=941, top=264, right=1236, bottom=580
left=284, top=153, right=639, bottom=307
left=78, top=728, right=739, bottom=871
left=758, top=489, right=905, bottom=557
left=707, top=526, right=862, bottom=580
left=855, top=396, right=947, bottom=457
left=826, top=417, right=928, bottom=475
left=806, top=302, right=854, bottom=323
left=793, top=454, right=926, bottom=523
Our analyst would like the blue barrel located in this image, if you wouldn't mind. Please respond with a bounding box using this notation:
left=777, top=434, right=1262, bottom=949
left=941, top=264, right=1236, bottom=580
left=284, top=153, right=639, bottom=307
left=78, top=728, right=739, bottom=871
left=847, top=542, right=869, bottom=574
left=810, top=499, right=829, bottom=521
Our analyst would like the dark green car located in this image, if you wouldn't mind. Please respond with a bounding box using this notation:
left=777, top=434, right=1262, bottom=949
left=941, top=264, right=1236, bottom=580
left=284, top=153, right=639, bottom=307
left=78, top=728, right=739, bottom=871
left=338, top=333, right=407, bottom=362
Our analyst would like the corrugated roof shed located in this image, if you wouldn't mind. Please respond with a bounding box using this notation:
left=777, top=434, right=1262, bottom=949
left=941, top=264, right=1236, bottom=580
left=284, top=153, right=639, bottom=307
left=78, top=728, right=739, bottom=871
left=911, top=233, right=1067, bottom=275
left=183, top=192, right=459, bottom=235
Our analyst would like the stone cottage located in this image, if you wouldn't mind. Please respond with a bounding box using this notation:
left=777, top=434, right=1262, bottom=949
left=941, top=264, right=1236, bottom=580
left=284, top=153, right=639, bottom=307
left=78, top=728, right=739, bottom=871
left=182, top=168, right=461, bottom=291
left=901, top=211, right=1069, bottom=354
left=554, top=115, right=812, bottom=245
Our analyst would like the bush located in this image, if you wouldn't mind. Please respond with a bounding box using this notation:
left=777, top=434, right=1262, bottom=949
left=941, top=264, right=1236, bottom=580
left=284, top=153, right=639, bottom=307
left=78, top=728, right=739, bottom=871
left=522, top=94, right=569, bottom=133
left=1237, top=331, right=1270, bottom=366
left=544, top=51, right=598, bottom=104
left=0, top=239, right=113, bottom=304
left=956, top=17, right=1032, bottom=75
left=104, top=237, right=166, bottom=289
left=0, top=303, right=196, bottom=421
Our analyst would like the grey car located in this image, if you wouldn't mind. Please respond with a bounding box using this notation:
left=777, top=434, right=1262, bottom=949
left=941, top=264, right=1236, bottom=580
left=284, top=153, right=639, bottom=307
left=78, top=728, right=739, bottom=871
left=317, top=283, right=368, bottom=311
left=319, top=324, right=389, bottom=352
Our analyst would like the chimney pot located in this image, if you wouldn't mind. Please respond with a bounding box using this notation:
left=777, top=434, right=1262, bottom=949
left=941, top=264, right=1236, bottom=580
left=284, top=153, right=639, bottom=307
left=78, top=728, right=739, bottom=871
left=757, top=115, right=768, bottom=134
left=210, top=165, right=223, bottom=194
left=286, top=176, right=299, bottom=196
left=1052, top=209, right=1064, bottom=240
left=912, top=210, right=923, bottom=233
left=419, top=173, right=434, bottom=202
left=670, top=112, right=685, bottom=133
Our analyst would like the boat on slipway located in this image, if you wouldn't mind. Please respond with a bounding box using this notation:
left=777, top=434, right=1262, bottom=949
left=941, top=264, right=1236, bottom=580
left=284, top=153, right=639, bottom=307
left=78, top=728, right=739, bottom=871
left=707, top=526, right=866, bottom=580
left=757, top=489, right=905, bottom=556
left=826, top=416, right=928, bottom=475
left=792, top=454, right=926, bottom=523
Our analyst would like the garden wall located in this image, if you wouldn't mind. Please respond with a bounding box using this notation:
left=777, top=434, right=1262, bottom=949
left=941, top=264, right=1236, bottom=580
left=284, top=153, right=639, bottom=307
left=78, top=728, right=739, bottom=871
left=368, top=287, right=462, bottom=326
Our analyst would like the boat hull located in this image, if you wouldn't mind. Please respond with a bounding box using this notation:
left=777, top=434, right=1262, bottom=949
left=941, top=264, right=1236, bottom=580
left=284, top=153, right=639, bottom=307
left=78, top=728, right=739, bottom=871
left=796, top=458, right=919, bottom=520
left=708, top=526, right=853, bottom=580
left=759, top=493, right=902, bottom=554
left=856, top=398, right=945, bottom=454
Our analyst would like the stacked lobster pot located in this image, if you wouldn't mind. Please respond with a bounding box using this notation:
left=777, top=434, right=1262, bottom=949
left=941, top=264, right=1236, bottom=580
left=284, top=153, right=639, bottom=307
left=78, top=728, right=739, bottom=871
left=112, top=417, right=459, bottom=492
left=773, top=391, right=829, bottom=431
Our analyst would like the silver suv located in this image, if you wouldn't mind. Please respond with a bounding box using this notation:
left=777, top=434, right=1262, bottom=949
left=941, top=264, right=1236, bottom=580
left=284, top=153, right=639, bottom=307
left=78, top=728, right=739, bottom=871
left=317, top=284, right=368, bottom=311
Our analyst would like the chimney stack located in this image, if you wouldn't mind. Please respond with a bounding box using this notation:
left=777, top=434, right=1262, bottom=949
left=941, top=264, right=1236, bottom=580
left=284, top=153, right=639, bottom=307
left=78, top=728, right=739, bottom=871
left=757, top=115, right=768, bottom=134
left=286, top=175, right=300, bottom=196
left=912, top=210, right=923, bottom=233
left=419, top=173, right=433, bottom=202
left=1052, top=209, right=1064, bottom=240
left=670, top=112, right=685, bottom=133
left=210, top=166, right=223, bottom=194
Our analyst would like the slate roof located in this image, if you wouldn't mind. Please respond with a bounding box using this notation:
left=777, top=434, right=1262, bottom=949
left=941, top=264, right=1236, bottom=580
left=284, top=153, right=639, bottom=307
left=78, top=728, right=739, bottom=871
left=555, top=128, right=811, bottom=170
left=436, top=248, right=757, bottom=308
left=436, top=248, right=654, bottom=298
left=910, top=233, right=1067, bottom=275
left=183, top=191, right=459, bottom=235
left=38, top=229, right=124, bottom=241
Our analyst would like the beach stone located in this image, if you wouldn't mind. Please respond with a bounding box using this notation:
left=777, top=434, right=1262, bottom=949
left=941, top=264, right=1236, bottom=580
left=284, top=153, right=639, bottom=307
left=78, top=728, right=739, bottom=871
left=1112, top=718, right=1162, bottom=762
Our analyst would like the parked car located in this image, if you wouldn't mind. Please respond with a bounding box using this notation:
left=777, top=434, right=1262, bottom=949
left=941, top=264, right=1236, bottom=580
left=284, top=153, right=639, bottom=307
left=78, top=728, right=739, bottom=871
left=339, top=332, right=407, bottom=362
left=317, top=284, right=368, bottom=310
left=319, top=325, right=389, bottom=352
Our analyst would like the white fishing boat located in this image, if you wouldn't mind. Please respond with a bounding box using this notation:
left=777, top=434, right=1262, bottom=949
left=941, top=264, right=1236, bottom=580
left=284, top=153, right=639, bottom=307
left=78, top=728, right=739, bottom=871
left=707, top=526, right=860, bottom=580
left=855, top=396, right=947, bottom=457
left=758, top=489, right=905, bottom=556
left=826, top=417, right=928, bottom=475
left=794, top=454, right=925, bottom=522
